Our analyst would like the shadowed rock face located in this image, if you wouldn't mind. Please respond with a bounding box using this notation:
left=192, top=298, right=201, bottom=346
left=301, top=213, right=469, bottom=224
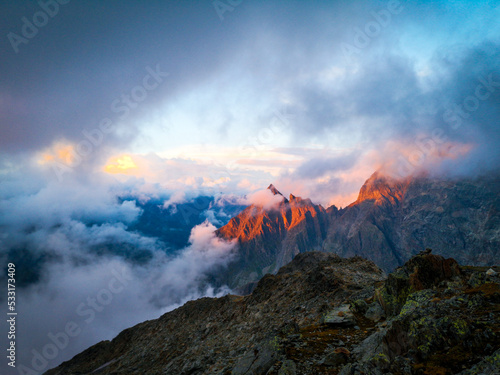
left=216, top=172, right=500, bottom=288
left=44, top=252, right=500, bottom=375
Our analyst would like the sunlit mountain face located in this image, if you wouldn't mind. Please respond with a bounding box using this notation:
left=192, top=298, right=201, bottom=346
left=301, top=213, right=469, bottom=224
left=1, top=0, right=499, bottom=373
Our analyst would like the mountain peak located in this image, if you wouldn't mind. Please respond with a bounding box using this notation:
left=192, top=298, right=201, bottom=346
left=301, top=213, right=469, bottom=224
left=267, top=183, right=283, bottom=196
left=354, top=170, right=410, bottom=205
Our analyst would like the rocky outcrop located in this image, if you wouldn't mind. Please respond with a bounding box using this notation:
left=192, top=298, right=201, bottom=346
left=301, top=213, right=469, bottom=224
left=354, top=170, right=411, bottom=205
left=342, top=252, right=500, bottom=374
left=324, top=171, right=500, bottom=272
left=376, top=249, right=461, bottom=316
left=45, top=251, right=500, bottom=375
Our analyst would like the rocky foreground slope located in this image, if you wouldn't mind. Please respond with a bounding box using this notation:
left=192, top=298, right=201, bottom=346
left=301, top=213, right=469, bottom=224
left=45, top=251, right=499, bottom=375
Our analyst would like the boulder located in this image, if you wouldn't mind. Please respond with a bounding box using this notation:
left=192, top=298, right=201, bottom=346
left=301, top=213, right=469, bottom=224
left=323, top=347, right=351, bottom=367
left=323, top=304, right=356, bottom=327
left=376, top=252, right=460, bottom=316
left=277, top=360, right=297, bottom=375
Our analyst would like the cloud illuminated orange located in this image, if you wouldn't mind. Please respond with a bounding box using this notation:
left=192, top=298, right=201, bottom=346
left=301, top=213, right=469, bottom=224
left=104, top=155, right=138, bottom=174
left=37, top=142, right=77, bottom=166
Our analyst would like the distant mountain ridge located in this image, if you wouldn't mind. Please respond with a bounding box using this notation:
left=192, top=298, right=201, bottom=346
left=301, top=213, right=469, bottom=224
left=216, top=171, right=500, bottom=289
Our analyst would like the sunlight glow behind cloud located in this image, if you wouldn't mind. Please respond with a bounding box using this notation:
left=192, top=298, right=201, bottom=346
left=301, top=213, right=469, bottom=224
left=104, top=155, right=138, bottom=174
left=38, top=142, right=77, bottom=166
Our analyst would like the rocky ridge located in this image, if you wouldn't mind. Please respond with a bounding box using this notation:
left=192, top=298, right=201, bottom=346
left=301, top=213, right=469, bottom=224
left=45, top=251, right=500, bottom=375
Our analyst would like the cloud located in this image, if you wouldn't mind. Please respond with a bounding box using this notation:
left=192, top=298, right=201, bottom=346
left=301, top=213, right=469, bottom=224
left=0, top=171, right=147, bottom=261
left=244, top=188, right=285, bottom=210
left=0, top=165, right=239, bottom=373
left=273, top=137, right=479, bottom=208
left=2, top=1, right=499, bottom=199
left=149, top=221, right=237, bottom=307
left=0, top=1, right=235, bottom=155
left=5, top=226, right=235, bottom=374
left=264, top=39, right=500, bottom=207
left=162, top=190, right=187, bottom=210
left=294, top=153, right=358, bottom=179
left=203, top=209, right=224, bottom=226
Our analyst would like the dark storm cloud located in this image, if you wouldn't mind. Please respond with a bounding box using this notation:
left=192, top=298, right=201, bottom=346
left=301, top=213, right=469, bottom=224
left=0, top=0, right=413, bottom=156
left=2, top=0, right=497, bottom=172
left=0, top=1, right=496, bottom=167
left=286, top=42, right=500, bottom=177
left=294, top=153, right=358, bottom=179
left=0, top=0, right=247, bottom=153
left=225, top=1, right=500, bottom=178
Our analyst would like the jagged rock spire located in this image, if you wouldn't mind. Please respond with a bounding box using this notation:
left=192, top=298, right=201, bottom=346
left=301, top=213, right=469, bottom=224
left=267, top=184, right=289, bottom=204
left=267, top=183, right=283, bottom=196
